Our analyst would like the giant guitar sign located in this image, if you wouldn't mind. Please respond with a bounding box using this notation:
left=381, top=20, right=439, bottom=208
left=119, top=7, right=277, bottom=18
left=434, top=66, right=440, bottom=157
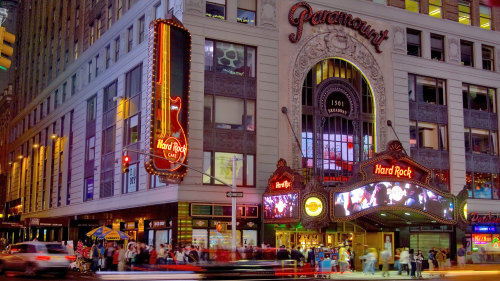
left=145, top=18, right=191, bottom=182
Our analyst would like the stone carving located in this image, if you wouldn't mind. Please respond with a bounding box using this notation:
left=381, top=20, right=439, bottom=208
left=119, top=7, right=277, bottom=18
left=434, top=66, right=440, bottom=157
left=289, top=26, right=386, bottom=168
left=185, top=0, right=204, bottom=14
left=393, top=26, right=406, bottom=53
left=260, top=0, right=277, bottom=28
left=447, top=37, right=460, bottom=64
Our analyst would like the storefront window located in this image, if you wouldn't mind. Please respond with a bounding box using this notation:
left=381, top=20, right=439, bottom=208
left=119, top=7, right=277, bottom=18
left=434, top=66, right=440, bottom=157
left=193, top=229, right=208, bottom=248
left=209, top=229, right=241, bottom=249
left=242, top=230, right=257, bottom=246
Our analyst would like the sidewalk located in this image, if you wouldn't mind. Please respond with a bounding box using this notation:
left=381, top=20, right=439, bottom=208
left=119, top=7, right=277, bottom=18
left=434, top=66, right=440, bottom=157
left=310, top=270, right=441, bottom=280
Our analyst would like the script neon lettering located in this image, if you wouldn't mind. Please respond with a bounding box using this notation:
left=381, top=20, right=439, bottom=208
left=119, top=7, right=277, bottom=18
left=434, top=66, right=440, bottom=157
left=275, top=180, right=292, bottom=190
left=374, top=164, right=413, bottom=179
left=157, top=138, right=187, bottom=154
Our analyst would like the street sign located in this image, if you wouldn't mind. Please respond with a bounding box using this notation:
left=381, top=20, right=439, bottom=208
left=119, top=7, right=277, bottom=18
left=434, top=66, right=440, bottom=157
left=226, top=192, right=243, bottom=198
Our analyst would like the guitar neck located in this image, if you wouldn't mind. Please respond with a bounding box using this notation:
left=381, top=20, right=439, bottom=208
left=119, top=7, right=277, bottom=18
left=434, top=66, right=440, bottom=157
left=160, top=23, right=171, bottom=136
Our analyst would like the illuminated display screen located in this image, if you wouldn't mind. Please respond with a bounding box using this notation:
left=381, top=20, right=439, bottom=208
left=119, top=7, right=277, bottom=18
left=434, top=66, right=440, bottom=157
left=263, top=193, right=299, bottom=220
left=474, top=225, right=497, bottom=233
left=333, top=182, right=454, bottom=220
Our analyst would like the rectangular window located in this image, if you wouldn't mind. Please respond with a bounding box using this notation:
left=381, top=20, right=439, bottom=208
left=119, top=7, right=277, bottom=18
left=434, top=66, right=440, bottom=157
left=102, top=126, right=115, bottom=154
left=237, top=0, right=256, bottom=25
left=125, top=114, right=139, bottom=145
left=71, top=74, right=76, bottom=96
left=480, top=5, right=491, bottom=30
left=465, top=128, right=498, bottom=155
left=405, top=0, right=419, bottom=13
left=74, top=40, right=78, bottom=60
left=408, top=74, right=446, bottom=105
left=482, top=45, right=494, bottom=71
left=458, top=0, right=471, bottom=25
left=62, top=82, right=67, bottom=103
left=467, top=172, right=500, bottom=199
left=127, top=26, right=133, bottom=52
left=115, top=37, right=120, bottom=61
left=154, top=2, right=162, bottom=20
left=86, top=136, right=95, bottom=161
left=54, top=90, right=58, bottom=110
left=206, top=0, right=226, bottom=20
left=407, top=29, right=421, bottom=57
left=90, top=24, right=95, bottom=45
left=205, top=39, right=256, bottom=77
left=118, top=0, right=123, bottom=19
left=463, top=84, right=496, bottom=113
left=460, top=40, right=473, bottom=67
left=107, top=5, right=113, bottom=28
left=97, top=18, right=102, bottom=39
left=429, top=0, right=442, bottom=18
left=95, top=54, right=99, bottom=77
left=125, top=64, right=142, bottom=98
left=430, top=34, right=444, bottom=61
left=87, top=95, right=97, bottom=121
left=203, top=152, right=255, bottom=186
left=410, top=121, right=447, bottom=150
left=46, top=97, right=51, bottom=115
left=138, top=16, right=145, bottom=44
left=88, top=60, right=92, bottom=82
left=123, top=163, right=138, bottom=193
left=104, top=81, right=117, bottom=112
left=105, top=45, right=111, bottom=69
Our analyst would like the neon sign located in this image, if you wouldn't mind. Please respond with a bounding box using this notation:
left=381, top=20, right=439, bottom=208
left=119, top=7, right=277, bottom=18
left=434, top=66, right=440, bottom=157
left=470, top=212, right=500, bottom=225
left=472, top=234, right=492, bottom=244
left=374, top=164, right=413, bottom=179
left=146, top=19, right=191, bottom=181
left=275, top=180, right=292, bottom=190
left=473, top=225, right=497, bottom=233
left=288, top=2, right=389, bottom=53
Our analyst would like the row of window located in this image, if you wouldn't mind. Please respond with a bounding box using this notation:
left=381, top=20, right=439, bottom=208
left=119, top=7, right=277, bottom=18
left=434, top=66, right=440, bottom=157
left=375, top=0, right=493, bottom=30
left=407, top=28, right=495, bottom=70
left=206, top=0, right=257, bottom=25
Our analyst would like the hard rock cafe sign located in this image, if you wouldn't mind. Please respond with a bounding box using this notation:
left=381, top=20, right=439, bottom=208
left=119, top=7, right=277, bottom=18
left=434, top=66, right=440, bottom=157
left=288, top=2, right=389, bottom=53
left=146, top=19, right=191, bottom=182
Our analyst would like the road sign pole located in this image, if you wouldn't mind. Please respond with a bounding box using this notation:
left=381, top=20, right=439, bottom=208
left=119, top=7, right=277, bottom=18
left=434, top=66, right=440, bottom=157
left=231, top=156, right=237, bottom=254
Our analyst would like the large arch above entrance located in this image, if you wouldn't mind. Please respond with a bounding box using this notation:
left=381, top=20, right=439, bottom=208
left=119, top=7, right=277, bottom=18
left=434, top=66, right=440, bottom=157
left=289, top=26, right=387, bottom=169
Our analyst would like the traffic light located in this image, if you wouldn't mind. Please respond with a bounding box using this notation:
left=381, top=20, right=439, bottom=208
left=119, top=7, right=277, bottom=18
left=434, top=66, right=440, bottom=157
left=122, top=155, right=130, bottom=173
left=0, top=27, right=16, bottom=70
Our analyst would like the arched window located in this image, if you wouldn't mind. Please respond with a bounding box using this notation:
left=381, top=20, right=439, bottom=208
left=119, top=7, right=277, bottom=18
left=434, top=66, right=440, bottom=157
left=301, top=58, right=375, bottom=186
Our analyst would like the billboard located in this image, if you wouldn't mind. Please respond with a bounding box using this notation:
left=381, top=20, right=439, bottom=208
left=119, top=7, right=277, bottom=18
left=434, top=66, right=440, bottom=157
left=333, top=182, right=454, bottom=220
left=146, top=19, right=191, bottom=182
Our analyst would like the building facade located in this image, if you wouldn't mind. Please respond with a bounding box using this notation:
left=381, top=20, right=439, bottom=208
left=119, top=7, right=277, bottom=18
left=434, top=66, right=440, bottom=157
left=1, top=0, right=500, bottom=261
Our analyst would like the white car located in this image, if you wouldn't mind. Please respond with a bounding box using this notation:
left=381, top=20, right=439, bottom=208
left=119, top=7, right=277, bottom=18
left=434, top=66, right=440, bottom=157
left=0, top=241, right=72, bottom=277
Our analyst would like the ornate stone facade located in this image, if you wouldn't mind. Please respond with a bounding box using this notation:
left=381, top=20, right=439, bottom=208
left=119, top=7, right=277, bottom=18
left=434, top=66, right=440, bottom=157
left=288, top=25, right=387, bottom=169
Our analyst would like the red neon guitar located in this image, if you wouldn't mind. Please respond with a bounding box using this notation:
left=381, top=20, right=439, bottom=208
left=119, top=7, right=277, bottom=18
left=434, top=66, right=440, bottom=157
left=155, top=22, right=187, bottom=171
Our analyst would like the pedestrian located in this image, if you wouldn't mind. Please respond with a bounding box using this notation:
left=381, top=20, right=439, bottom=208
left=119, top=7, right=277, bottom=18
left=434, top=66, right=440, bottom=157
left=416, top=250, right=424, bottom=278
left=428, top=249, right=435, bottom=271
left=366, top=248, right=377, bottom=275
left=175, top=246, right=185, bottom=264
left=436, top=248, right=446, bottom=270
left=445, top=248, right=451, bottom=268
left=291, top=245, right=304, bottom=266
left=112, top=244, right=120, bottom=271
left=157, top=244, right=166, bottom=265
left=105, top=242, right=115, bottom=271
left=125, top=243, right=137, bottom=270
left=307, top=247, right=315, bottom=267
left=339, top=247, right=350, bottom=273
left=409, top=249, right=416, bottom=278
left=91, top=242, right=100, bottom=272
left=149, top=245, right=158, bottom=266
left=277, top=245, right=290, bottom=260
left=457, top=245, right=466, bottom=268
left=399, top=248, right=409, bottom=275
left=394, top=248, right=401, bottom=272
left=380, top=248, right=391, bottom=277
left=118, top=244, right=126, bottom=271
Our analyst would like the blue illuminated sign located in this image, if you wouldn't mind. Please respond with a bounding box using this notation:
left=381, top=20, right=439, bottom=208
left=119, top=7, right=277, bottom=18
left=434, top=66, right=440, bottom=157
left=473, top=225, right=497, bottom=233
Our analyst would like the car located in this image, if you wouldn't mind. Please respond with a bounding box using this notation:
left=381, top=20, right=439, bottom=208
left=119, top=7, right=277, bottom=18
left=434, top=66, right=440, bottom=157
left=0, top=241, right=72, bottom=277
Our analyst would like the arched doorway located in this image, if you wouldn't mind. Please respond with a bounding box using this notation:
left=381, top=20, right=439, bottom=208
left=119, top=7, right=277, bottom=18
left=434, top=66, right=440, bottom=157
left=301, top=58, right=375, bottom=186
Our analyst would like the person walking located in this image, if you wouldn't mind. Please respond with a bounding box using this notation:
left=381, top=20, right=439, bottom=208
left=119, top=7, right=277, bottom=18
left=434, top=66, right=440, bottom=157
left=428, top=249, right=435, bottom=271
left=112, top=245, right=120, bottom=271
left=436, top=248, right=446, bottom=270
left=416, top=250, right=424, bottom=279
left=457, top=245, right=466, bottom=268
left=149, top=245, right=158, bottom=266
left=380, top=248, right=391, bottom=277
left=399, top=248, right=409, bottom=275
left=91, top=242, right=100, bottom=272
left=339, top=247, right=350, bottom=273
left=409, top=249, right=416, bottom=278
left=277, top=245, right=290, bottom=260
left=157, top=244, right=166, bottom=265
left=394, top=248, right=401, bottom=273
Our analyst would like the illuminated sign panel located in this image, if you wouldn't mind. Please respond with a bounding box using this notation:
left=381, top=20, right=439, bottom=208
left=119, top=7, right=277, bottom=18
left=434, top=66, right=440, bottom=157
left=333, top=182, right=454, bottom=220
left=263, top=193, right=299, bottom=220
left=275, top=180, right=292, bottom=190
left=146, top=19, right=191, bottom=182
left=473, top=225, right=497, bottom=233
left=305, top=197, right=323, bottom=217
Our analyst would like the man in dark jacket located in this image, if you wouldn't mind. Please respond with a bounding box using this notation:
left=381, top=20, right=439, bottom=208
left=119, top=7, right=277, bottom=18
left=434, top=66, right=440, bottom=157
left=290, top=245, right=304, bottom=265
left=277, top=245, right=290, bottom=260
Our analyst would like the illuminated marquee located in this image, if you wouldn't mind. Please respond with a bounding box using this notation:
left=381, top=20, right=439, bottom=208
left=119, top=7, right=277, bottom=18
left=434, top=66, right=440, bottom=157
left=374, top=164, right=413, bottom=179
left=304, top=197, right=323, bottom=217
left=146, top=19, right=191, bottom=182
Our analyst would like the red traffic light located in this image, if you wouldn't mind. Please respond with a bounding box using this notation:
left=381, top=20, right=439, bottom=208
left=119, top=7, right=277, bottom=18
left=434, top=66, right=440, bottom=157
left=123, top=155, right=130, bottom=163
left=122, top=155, right=130, bottom=173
